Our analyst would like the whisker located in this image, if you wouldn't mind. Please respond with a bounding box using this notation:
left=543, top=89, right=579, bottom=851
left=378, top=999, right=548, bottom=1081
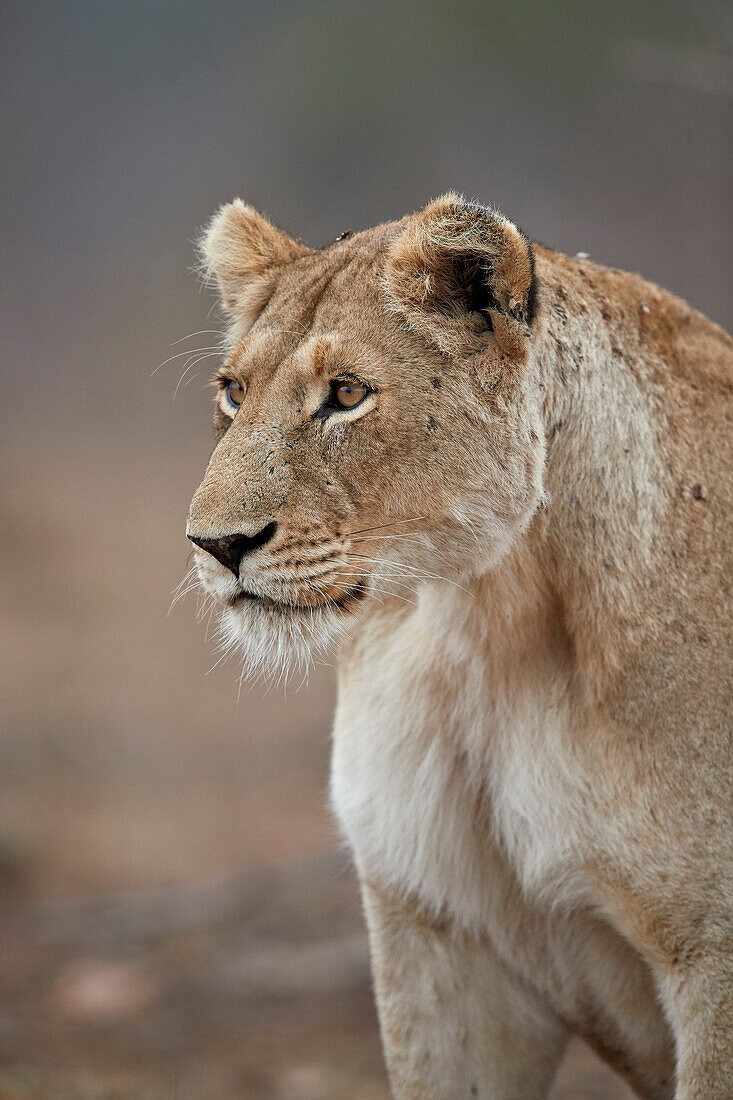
left=236, top=660, right=248, bottom=702
left=350, top=532, right=423, bottom=544
left=329, top=574, right=417, bottom=609
left=206, top=646, right=232, bottom=676
left=168, top=568, right=199, bottom=614
left=171, top=566, right=197, bottom=592
left=343, top=516, right=425, bottom=538
left=152, top=345, right=223, bottom=377
left=344, top=554, right=474, bottom=596
left=168, top=579, right=202, bottom=613
left=198, top=597, right=217, bottom=629
left=372, top=588, right=418, bottom=608
left=343, top=554, right=438, bottom=575
left=173, top=351, right=221, bottom=401
left=306, top=577, right=340, bottom=614
left=332, top=569, right=417, bottom=587
left=170, top=329, right=225, bottom=346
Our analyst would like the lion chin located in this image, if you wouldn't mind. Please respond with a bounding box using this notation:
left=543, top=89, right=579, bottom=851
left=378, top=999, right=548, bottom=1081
left=217, top=599, right=348, bottom=684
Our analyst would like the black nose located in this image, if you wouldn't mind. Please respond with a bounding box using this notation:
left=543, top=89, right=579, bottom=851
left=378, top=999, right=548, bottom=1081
left=188, top=523, right=277, bottom=576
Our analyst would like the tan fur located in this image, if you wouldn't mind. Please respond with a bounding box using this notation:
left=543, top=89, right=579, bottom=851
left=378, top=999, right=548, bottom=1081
left=200, top=199, right=311, bottom=328
left=382, top=193, right=534, bottom=358
left=187, top=195, right=733, bottom=1098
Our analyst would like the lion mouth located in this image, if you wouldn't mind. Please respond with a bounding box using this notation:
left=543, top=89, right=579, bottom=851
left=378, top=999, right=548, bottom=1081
left=225, top=577, right=368, bottom=613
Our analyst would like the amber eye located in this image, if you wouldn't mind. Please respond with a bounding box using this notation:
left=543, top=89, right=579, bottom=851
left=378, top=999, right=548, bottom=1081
left=333, top=379, right=368, bottom=409
left=223, top=379, right=245, bottom=412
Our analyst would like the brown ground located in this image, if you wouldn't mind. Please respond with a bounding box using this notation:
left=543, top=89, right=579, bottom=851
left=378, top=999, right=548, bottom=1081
left=0, top=445, right=633, bottom=1098
left=0, top=852, right=634, bottom=1099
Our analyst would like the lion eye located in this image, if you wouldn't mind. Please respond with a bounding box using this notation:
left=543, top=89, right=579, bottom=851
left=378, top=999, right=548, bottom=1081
left=333, top=379, right=368, bottom=409
left=224, top=379, right=245, bottom=411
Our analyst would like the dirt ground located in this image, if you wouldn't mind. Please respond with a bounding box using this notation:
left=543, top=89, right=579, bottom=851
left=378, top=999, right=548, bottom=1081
left=0, top=450, right=633, bottom=1099
left=0, top=852, right=633, bottom=1100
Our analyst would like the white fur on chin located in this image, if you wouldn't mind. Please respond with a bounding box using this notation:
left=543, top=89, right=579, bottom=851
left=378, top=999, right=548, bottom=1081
left=217, top=600, right=347, bottom=684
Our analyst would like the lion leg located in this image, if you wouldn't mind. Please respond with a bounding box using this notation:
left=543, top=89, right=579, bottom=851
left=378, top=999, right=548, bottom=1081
left=659, top=952, right=733, bottom=1099
left=361, top=879, right=568, bottom=1099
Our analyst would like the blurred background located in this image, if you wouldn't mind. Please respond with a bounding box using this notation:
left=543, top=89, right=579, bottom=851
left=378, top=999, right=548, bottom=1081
left=0, top=1, right=730, bottom=1096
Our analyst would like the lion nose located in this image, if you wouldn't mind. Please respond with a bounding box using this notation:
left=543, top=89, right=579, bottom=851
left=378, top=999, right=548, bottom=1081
left=188, top=523, right=277, bottom=576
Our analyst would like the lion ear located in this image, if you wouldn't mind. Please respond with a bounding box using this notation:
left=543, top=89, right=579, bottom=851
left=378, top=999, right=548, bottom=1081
left=383, top=193, right=539, bottom=358
left=199, top=199, right=311, bottom=322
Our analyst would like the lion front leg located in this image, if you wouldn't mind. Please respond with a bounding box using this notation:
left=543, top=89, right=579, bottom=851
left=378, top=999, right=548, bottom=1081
left=660, top=952, right=733, bottom=1099
left=361, top=879, right=567, bottom=1100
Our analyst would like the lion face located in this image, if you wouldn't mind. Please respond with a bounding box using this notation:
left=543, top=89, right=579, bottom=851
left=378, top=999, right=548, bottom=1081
left=186, top=195, right=546, bottom=678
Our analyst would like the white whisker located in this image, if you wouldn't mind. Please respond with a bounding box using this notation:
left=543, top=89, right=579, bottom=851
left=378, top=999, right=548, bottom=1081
left=344, top=516, right=425, bottom=538
left=350, top=532, right=424, bottom=545
left=170, top=329, right=225, bottom=346
left=173, top=351, right=221, bottom=401
left=329, top=573, right=418, bottom=608
left=152, top=345, right=223, bottom=377
left=345, top=554, right=473, bottom=596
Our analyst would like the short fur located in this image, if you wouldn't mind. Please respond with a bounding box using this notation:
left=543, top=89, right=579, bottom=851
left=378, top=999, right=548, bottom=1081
left=187, top=194, right=733, bottom=1098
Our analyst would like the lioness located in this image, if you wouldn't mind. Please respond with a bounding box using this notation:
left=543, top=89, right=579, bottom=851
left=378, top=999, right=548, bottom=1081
left=186, top=194, right=732, bottom=1098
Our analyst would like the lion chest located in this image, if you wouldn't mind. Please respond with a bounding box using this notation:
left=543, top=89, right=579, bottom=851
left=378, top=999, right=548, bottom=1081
left=330, top=591, right=586, bottom=925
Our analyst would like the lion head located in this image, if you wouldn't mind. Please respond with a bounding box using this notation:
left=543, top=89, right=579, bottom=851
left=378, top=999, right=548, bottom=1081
left=186, top=194, right=546, bottom=678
